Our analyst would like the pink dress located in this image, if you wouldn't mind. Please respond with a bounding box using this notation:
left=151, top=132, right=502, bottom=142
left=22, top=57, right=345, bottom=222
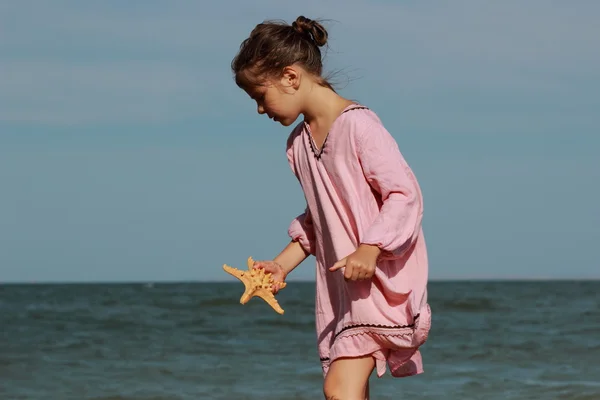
left=286, top=104, right=431, bottom=378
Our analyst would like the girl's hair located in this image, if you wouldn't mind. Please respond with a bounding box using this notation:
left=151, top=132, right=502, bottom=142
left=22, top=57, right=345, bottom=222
left=231, top=16, right=334, bottom=90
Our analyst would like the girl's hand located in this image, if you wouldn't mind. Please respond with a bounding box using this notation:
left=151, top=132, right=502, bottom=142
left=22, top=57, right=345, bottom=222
left=329, top=244, right=381, bottom=281
left=252, top=260, right=287, bottom=293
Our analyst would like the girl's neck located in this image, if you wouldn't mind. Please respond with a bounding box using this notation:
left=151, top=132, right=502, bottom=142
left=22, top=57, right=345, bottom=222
left=301, top=83, right=355, bottom=126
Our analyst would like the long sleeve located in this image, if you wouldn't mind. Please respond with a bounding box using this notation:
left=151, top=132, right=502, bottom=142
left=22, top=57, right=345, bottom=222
left=356, top=119, right=423, bottom=260
left=286, top=128, right=316, bottom=256
left=288, top=208, right=316, bottom=255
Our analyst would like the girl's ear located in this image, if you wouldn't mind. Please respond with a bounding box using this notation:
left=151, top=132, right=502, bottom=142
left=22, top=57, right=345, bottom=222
left=281, top=66, right=301, bottom=91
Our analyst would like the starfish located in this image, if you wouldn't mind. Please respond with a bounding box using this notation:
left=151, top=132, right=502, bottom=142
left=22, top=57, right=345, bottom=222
left=222, top=256, right=287, bottom=315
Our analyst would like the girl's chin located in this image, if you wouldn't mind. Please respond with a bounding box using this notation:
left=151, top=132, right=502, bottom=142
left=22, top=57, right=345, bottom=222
left=276, top=116, right=300, bottom=127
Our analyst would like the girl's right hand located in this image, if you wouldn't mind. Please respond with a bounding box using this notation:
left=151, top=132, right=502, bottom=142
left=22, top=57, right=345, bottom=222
left=252, top=260, right=287, bottom=294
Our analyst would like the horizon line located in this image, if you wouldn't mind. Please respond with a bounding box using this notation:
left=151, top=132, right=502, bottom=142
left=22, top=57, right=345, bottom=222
left=2, top=277, right=599, bottom=285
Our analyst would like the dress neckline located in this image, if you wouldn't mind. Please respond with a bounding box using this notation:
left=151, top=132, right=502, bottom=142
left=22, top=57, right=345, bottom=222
left=303, top=103, right=369, bottom=160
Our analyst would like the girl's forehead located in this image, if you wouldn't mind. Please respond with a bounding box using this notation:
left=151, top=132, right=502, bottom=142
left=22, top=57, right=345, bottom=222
left=237, top=68, right=264, bottom=87
left=243, top=80, right=266, bottom=93
left=239, top=77, right=271, bottom=95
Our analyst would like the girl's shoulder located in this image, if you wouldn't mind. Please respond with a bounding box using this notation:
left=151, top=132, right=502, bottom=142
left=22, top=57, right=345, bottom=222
left=342, top=102, right=378, bottom=119
left=335, top=104, right=385, bottom=140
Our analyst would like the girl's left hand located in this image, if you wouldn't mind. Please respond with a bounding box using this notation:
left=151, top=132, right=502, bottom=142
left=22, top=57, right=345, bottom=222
left=329, top=244, right=381, bottom=281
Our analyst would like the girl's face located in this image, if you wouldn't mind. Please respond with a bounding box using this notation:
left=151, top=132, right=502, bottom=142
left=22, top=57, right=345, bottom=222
left=242, top=68, right=304, bottom=127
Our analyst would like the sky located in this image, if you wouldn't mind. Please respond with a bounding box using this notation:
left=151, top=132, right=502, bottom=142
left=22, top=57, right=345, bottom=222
left=1, top=0, right=599, bottom=283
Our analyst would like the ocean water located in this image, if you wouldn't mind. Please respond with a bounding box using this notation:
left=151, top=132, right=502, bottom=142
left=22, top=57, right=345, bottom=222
left=1, top=281, right=599, bottom=400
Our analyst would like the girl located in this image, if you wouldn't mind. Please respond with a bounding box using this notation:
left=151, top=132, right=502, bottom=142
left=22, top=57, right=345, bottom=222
left=231, top=16, right=431, bottom=400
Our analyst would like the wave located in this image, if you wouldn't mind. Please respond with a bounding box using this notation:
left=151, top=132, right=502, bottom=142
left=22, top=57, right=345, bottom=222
left=435, top=297, right=506, bottom=312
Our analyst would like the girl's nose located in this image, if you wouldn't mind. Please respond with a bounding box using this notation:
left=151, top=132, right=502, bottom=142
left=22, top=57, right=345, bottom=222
left=257, top=104, right=265, bottom=114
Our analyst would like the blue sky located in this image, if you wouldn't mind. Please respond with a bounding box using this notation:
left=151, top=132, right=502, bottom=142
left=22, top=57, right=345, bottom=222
left=1, top=1, right=598, bottom=282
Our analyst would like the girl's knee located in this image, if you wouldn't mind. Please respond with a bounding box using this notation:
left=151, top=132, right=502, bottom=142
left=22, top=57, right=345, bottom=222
left=323, top=376, right=341, bottom=400
left=322, top=358, right=372, bottom=400
left=323, top=383, right=346, bottom=400
left=323, top=381, right=367, bottom=400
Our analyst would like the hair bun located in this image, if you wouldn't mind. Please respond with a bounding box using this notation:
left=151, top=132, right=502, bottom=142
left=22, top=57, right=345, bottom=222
left=292, top=16, right=328, bottom=47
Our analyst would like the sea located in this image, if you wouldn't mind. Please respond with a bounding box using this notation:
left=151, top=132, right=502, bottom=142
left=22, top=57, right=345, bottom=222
left=1, top=281, right=599, bottom=400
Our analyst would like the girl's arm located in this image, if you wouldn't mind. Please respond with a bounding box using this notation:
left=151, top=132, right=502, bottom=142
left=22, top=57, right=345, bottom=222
left=253, top=239, right=308, bottom=292
left=281, top=129, right=316, bottom=274
left=355, top=118, right=424, bottom=260
left=274, top=239, right=310, bottom=276
left=278, top=208, right=315, bottom=276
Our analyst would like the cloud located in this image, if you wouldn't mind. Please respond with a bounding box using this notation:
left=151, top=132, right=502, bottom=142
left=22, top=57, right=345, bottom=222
left=0, top=0, right=598, bottom=126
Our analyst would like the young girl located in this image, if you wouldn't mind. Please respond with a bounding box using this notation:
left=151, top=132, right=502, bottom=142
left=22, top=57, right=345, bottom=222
left=231, top=16, right=431, bottom=400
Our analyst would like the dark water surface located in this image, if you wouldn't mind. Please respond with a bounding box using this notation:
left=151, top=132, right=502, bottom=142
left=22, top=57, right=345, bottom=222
left=2, top=281, right=599, bottom=399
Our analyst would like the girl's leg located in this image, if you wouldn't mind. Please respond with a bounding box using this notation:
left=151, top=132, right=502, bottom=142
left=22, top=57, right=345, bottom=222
left=323, top=355, right=375, bottom=400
